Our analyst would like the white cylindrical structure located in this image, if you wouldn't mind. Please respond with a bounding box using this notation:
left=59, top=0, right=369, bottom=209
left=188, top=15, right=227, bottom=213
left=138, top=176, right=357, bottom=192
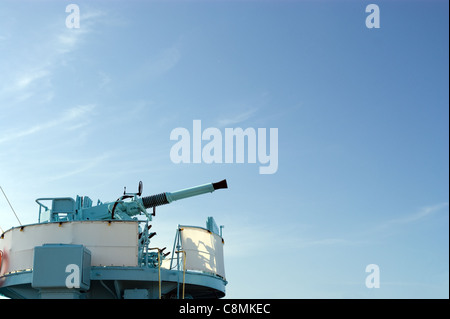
left=0, top=221, right=138, bottom=276
left=179, top=226, right=226, bottom=280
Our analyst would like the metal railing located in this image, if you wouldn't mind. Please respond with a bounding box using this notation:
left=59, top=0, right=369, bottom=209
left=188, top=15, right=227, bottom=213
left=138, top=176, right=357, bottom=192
left=147, top=247, right=162, bottom=299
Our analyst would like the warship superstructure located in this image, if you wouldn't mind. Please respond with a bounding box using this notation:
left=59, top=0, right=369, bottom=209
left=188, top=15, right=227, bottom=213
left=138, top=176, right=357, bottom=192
left=0, top=180, right=228, bottom=299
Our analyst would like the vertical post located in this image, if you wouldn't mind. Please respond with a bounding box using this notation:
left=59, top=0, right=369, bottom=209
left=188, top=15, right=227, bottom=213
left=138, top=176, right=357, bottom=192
left=175, top=250, right=186, bottom=299
left=157, top=250, right=161, bottom=299
left=175, top=227, right=182, bottom=299
left=176, top=249, right=181, bottom=299
left=144, top=220, right=149, bottom=267
left=148, top=247, right=163, bottom=299
left=170, top=228, right=180, bottom=270
left=182, top=250, right=186, bottom=299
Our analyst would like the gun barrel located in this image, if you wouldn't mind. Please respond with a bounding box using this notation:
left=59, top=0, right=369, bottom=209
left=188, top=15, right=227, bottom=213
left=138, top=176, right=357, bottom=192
left=140, top=179, right=227, bottom=209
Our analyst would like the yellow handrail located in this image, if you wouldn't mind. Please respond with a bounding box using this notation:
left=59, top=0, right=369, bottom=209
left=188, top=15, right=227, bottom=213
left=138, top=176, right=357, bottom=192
left=148, top=247, right=162, bottom=299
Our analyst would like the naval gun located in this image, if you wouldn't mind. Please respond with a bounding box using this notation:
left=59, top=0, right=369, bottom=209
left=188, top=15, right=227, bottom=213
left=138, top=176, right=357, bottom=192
left=35, top=179, right=228, bottom=223
left=1, top=179, right=229, bottom=299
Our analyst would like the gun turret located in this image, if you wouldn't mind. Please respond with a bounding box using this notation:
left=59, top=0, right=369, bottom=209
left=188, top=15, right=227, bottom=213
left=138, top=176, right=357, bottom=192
left=36, top=180, right=228, bottom=223
left=111, top=179, right=228, bottom=220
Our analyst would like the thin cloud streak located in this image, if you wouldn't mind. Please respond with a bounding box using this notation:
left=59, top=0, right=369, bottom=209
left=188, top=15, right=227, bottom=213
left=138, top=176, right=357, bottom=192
left=0, top=8, right=102, bottom=107
left=0, top=104, right=96, bottom=144
left=383, top=202, right=449, bottom=227
left=46, top=152, right=111, bottom=182
left=136, top=46, right=182, bottom=81
left=322, top=202, right=450, bottom=246
left=217, top=108, right=258, bottom=127
left=261, top=202, right=450, bottom=253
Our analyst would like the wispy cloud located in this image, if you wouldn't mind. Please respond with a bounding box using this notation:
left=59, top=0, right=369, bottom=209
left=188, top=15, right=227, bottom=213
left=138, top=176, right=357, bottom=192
left=138, top=46, right=182, bottom=80
left=46, top=152, right=111, bottom=182
left=383, top=202, right=449, bottom=227
left=214, top=92, right=272, bottom=128
left=0, top=104, right=96, bottom=144
left=217, top=108, right=258, bottom=127
left=316, top=202, right=450, bottom=246
left=56, top=7, right=105, bottom=54
left=262, top=202, right=450, bottom=253
left=0, top=7, right=103, bottom=107
left=56, top=30, right=86, bottom=54
left=152, top=47, right=181, bottom=76
left=0, top=67, right=51, bottom=103
left=14, top=69, right=50, bottom=91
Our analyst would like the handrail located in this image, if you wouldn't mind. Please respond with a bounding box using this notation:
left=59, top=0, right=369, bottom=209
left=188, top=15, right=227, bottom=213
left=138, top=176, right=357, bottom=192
left=176, top=250, right=186, bottom=299
left=148, top=247, right=162, bottom=299
left=158, top=250, right=161, bottom=299
left=35, top=198, right=50, bottom=210
left=35, top=197, right=76, bottom=223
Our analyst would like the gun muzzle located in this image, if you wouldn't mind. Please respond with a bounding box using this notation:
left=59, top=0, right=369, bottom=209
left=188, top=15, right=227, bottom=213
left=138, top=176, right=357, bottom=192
left=140, top=179, right=228, bottom=209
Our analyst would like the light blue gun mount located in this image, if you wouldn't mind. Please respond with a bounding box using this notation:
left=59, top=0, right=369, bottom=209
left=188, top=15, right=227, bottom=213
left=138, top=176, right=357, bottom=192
left=35, top=179, right=228, bottom=223
left=0, top=179, right=229, bottom=299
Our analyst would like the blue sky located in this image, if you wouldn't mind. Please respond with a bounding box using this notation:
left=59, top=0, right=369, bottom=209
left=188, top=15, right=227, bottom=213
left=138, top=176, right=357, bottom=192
left=0, top=0, right=448, bottom=298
